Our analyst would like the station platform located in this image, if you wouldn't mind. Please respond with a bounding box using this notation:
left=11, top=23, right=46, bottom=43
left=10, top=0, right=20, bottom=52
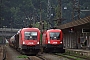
left=65, top=48, right=90, bottom=57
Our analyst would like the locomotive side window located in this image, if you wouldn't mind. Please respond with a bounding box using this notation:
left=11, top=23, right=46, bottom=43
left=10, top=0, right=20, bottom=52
left=25, top=32, right=37, bottom=40
left=49, top=32, right=60, bottom=40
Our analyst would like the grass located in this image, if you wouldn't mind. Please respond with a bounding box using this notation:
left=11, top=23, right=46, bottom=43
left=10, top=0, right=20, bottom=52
left=55, top=53, right=86, bottom=60
left=17, top=55, right=28, bottom=58
left=65, top=51, right=90, bottom=59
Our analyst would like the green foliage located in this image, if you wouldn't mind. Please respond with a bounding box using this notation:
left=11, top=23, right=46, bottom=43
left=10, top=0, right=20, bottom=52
left=55, top=5, right=60, bottom=19
left=0, top=0, right=90, bottom=28
left=33, top=21, right=48, bottom=30
left=33, top=22, right=40, bottom=28
left=17, top=55, right=28, bottom=58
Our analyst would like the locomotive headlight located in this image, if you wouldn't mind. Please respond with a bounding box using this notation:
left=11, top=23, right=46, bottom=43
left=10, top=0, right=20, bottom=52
left=37, top=42, right=39, bottom=44
left=48, top=40, right=50, bottom=44
left=23, top=41, right=25, bottom=44
left=60, top=42, right=62, bottom=44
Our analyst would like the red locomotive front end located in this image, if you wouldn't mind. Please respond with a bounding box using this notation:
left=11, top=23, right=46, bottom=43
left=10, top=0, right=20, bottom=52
left=42, top=29, right=64, bottom=53
left=9, top=28, right=41, bottom=54
left=20, top=28, right=40, bottom=50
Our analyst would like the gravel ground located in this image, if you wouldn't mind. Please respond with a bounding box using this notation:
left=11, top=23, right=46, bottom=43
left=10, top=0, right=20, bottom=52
left=5, top=45, right=71, bottom=60
left=6, top=45, right=27, bottom=60
left=41, top=53, right=70, bottom=60
left=28, top=56, right=43, bottom=60
left=5, top=45, right=45, bottom=60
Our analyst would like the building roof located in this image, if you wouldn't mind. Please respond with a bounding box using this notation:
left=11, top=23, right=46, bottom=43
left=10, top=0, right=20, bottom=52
left=58, top=16, right=90, bottom=29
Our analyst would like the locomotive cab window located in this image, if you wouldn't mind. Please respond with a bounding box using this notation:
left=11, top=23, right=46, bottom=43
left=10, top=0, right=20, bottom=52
left=25, top=32, right=37, bottom=40
left=49, top=32, right=60, bottom=40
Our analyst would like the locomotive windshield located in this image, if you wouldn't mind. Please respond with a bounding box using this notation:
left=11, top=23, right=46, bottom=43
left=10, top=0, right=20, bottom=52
left=49, top=32, right=60, bottom=40
left=24, top=32, right=37, bottom=40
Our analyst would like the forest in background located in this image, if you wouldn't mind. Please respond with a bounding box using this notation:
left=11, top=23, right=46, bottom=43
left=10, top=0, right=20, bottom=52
left=0, top=0, right=90, bottom=28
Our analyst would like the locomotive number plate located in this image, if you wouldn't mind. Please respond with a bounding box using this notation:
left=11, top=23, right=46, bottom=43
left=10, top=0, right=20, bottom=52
left=53, top=42, right=57, bottom=44
left=28, top=42, right=33, bottom=44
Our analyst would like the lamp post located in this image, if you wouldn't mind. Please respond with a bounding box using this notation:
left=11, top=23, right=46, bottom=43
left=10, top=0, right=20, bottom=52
left=50, top=13, right=54, bottom=28
left=26, top=17, right=28, bottom=27
left=23, top=20, right=25, bottom=27
left=64, top=6, right=67, bottom=10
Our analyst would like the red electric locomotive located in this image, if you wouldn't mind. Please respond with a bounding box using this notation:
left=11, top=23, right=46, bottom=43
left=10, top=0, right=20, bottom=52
left=42, top=29, right=65, bottom=53
left=9, top=27, right=41, bottom=54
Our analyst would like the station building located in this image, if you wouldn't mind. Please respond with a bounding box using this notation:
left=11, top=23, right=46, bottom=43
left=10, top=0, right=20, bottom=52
left=58, top=16, right=90, bottom=49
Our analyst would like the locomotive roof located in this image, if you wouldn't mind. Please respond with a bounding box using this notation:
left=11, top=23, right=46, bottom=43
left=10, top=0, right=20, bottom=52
left=48, top=29, right=61, bottom=30
left=16, top=28, right=40, bottom=34
left=47, top=29, right=61, bottom=32
left=22, top=28, right=39, bottom=30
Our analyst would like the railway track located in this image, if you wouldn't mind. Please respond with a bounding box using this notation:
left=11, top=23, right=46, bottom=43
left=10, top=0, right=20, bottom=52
left=5, top=44, right=49, bottom=60
left=37, top=53, right=70, bottom=60
left=53, top=53, right=89, bottom=60
left=38, top=52, right=89, bottom=60
left=5, top=44, right=89, bottom=60
left=27, top=55, right=48, bottom=60
left=16, top=52, right=88, bottom=60
left=17, top=53, right=49, bottom=60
